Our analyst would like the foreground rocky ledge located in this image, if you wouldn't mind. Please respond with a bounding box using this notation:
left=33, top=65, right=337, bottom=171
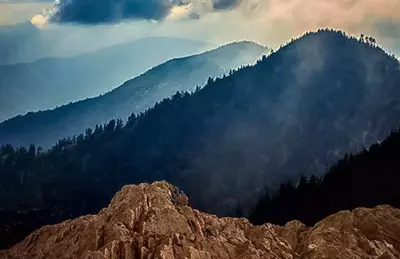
left=1, top=181, right=400, bottom=259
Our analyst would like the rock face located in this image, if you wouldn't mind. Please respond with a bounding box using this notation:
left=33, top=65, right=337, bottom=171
left=1, top=181, right=400, bottom=259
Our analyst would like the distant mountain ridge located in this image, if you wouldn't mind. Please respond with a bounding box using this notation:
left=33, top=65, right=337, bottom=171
left=0, top=37, right=211, bottom=122
left=0, top=41, right=268, bottom=147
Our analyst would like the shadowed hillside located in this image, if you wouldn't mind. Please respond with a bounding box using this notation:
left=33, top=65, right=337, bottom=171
left=249, top=129, right=400, bottom=226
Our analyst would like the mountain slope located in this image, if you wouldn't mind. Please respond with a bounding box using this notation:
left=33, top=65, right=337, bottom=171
left=2, top=182, right=400, bottom=259
left=0, top=37, right=211, bottom=122
left=249, top=129, right=400, bottom=226
left=1, top=29, right=400, bottom=221
left=0, top=41, right=268, bottom=147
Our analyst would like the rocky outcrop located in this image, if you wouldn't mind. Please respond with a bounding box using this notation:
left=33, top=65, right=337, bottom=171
left=1, top=181, right=400, bottom=259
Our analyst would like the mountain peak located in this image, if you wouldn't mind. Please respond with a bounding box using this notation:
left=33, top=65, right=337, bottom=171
left=2, top=181, right=400, bottom=259
left=221, top=40, right=265, bottom=47
left=206, top=40, right=268, bottom=55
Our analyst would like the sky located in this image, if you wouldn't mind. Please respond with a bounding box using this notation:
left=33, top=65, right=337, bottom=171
left=1, top=0, right=400, bottom=56
left=0, top=1, right=52, bottom=25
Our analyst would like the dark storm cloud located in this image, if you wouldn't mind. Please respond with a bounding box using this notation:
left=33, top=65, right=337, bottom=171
left=213, top=0, right=241, bottom=10
left=188, top=12, right=201, bottom=20
left=48, top=0, right=242, bottom=24
left=50, top=0, right=178, bottom=24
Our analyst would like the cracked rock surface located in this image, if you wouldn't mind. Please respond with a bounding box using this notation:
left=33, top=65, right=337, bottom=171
left=1, top=181, right=400, bottom=259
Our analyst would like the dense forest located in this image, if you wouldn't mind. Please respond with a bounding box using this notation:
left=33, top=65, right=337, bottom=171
left=249, top=129, right=400, bottom=226
left=1, top=29, right=400, bottom=248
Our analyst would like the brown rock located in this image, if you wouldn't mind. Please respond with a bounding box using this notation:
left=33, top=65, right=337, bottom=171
left=1, top=181, right=400, bottom=259
left=296, top=206, right=400, bottom=259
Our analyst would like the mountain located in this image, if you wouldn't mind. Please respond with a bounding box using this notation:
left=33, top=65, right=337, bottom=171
left=0, top=37, right=211, bottom=122
left=2, top=181, right=400, bottom=259
left=1, top=29, right=400, bottom=225
left=0, top=41, right=268, bottom=147
left=249, top=129, right=400, bottom=227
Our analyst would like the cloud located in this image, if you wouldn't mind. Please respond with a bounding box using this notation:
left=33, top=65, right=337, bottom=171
left=166, top=4, right=194, bottom=21
left=3, top=0, right=400, bottom=60
left=50, top=0, right=178, bottom=23
left=14, top=0, right=400, bottom=54
left=253, top=0, right=400, bottom=43
left=374, top=19, right=400, bottom=40
left=45, top=0, right=243, bottom=24
left=30, top=14, right=47, bottom=27
left=124, top=0, right=400, bottom=50
left=373, top=19, right=400, bottom=56
left=0, top=1, right=52, bottom=25
left=213, top=0, right=241, bottom=10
